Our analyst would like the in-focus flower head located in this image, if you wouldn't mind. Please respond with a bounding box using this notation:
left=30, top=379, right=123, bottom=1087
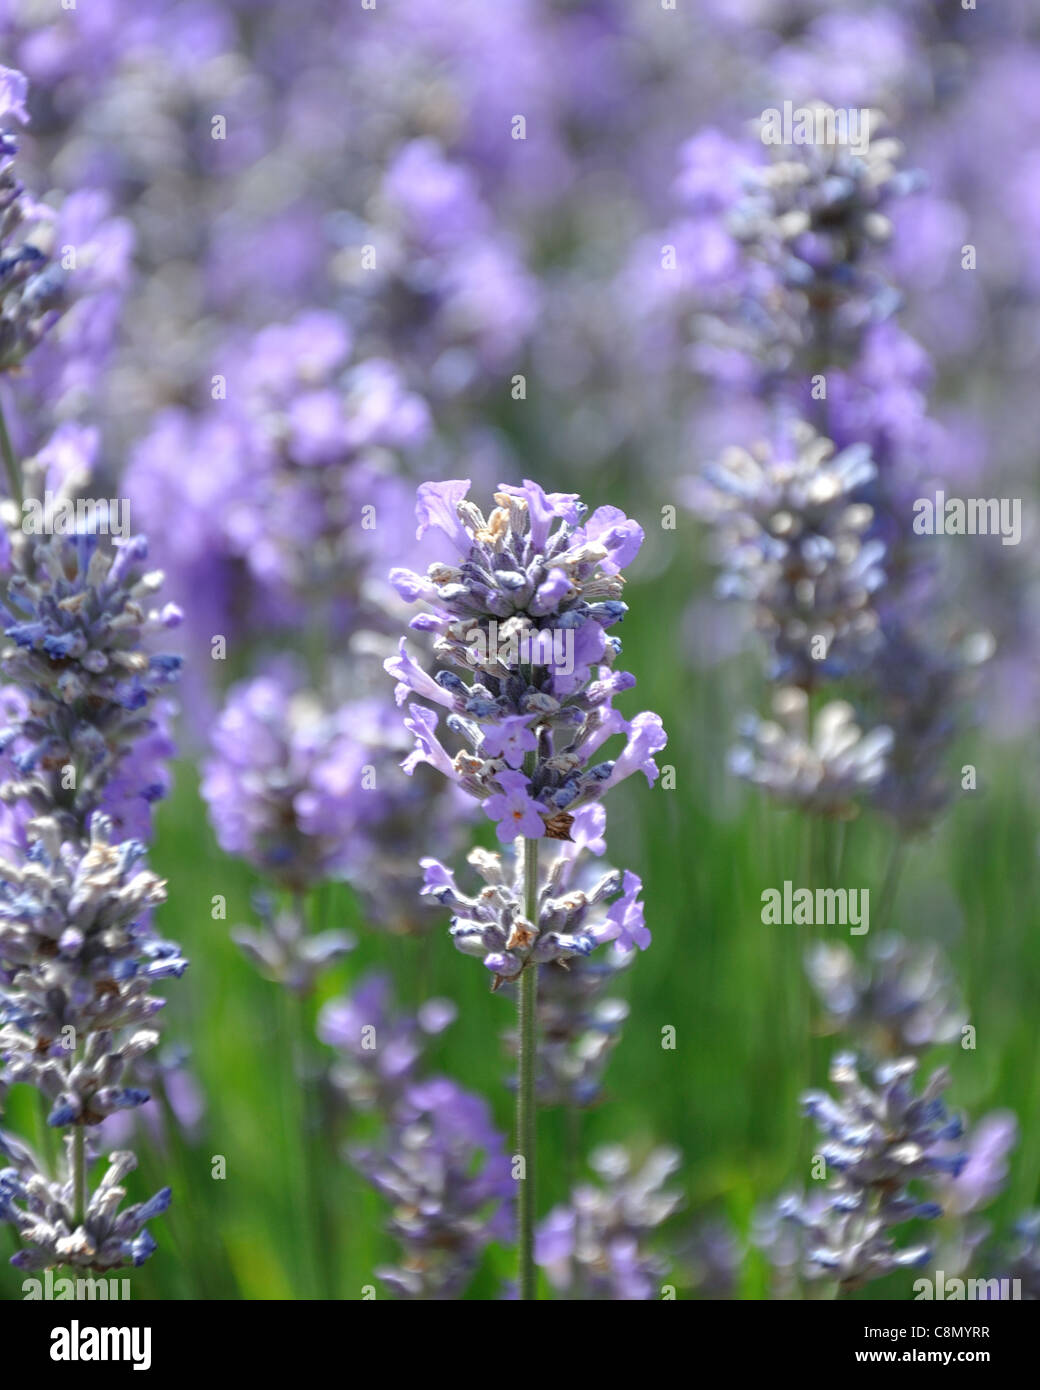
left=388, top=479, right=664, bottom=842
left=0, top=813, right=182, bottom=1128
left=0, top=1139, right=169, bottom=1271
left=421, top=805, right=648, bottom=986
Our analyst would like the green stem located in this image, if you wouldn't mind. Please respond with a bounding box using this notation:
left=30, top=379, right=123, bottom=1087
left=876, top=834, right=908, bottom=936
left=517, top=836, right=539, bottom=1301
left=275, top=982, right=317, bottom=1297
left=72, top=1126, right=86, bottom=1228
left=275, top=891, right=333, bottom=1297
left=0, top=392, right=22, bottom=508
left=154, top=1079, right=240, bottom=1299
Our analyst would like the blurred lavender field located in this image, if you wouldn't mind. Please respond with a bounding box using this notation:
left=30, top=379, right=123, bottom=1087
left=1, top=0, right=1039, bottom=1303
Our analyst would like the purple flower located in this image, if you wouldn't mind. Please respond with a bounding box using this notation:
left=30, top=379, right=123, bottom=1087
left=940, top=1112, right=1018, bottom=1218
left=319, top=972, right=456, bottom=1114
left=583, top=505, right=645, bottom=575
left=483, top=770, right=546, bottom=843
left=422, top=808, right=641, bottom=984
left=604, top=712, right=668, bottom=791
left=603, top=871, right=650, bottom=952
left=205, top=665, right=470, bottom=946
left=480, top=715, right=538, bottom=770
left=401, top=703, right=456, bottom=780
left=415, top=478, right=473, bottom=553
left=0, top=67, right=29, bottom=125
left=348, top=1056, right=514, bottom=1299
left=391, top=479, right=663, bottom=983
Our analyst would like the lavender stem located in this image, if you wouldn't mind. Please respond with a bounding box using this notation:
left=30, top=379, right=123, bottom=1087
left=72, top=1127, right=86, bottom=1229
left=517, top=836, right=539, bottom=1300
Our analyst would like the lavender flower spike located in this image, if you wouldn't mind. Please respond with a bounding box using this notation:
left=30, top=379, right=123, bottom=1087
left=387, top=478, right=662, bottom=891
left=389, top=479, right=664, bottom=1302
left=536, top=1145, right=682, bottom=1300
left=0, top=516, right=185, bottom=1273
left=351, top=1078, right=513, bottom=1301
left=765, top=1052, right=966, bottom=1295
left=0, top=69, right=68, bottom=381
left=0, top=1139, right=170, bottom=1271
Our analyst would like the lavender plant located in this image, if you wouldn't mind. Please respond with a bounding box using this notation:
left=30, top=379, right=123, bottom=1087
left=683, top=110, right=986, bottom=835
left=352, top=1077, right=514, bottom=1301
left=761, top=1053, right=965, bottom=1297
left=803, top=936, right=1022, bottom=1293
left=388, top=478, right=665, bottom=1298
left=670, top=108, right=1010, bottom=1305
left=320, top=973, right=511, bottom=1300
left=0, top=520, right=187, bottom=1273
left=807, top=934, right=967, bottom=1058
left=0, top=67, right=185, bottom=1277
left=202, top=662, right=467, bottom=963
left=535, top=1145, right=682, bottom=1301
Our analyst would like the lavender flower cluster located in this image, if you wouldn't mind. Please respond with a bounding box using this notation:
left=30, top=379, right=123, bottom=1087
left=536, top=1145, right=682, bottom=1300
left=778, top=1054, right=964, bottom=1293
left=321, top=974, right=512, bottom=1300
left=0, top=521, right=186, bottom=1271
left=681, top=110, right=984, bottom=828
left=389, top=478, right=663, bottom=981
left=0, top=68, right=65, bottom=378
left=0, top=70, right=185, bottom=1274
left=754, top=936, right=1030, bottom=1299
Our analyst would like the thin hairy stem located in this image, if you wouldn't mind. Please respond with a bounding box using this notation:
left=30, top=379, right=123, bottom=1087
left=72, top=1126, right=86, bottom=1229
left=517, top=835, right=539, bottom=1300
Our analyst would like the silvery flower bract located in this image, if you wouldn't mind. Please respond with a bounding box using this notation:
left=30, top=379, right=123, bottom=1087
left=0, top=1139, right=169, bottom=1271
left=770, top=1053, right=966, bottom=1293
left=807, top=934, right=967, bottom=1057
left=423, top=803, right=646, bottom=984
left=536, top=1145, right=682, bottom=1300
left=0, top=529, right=182, bottom=839
left=0, top=813, right=182, bottom=1126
